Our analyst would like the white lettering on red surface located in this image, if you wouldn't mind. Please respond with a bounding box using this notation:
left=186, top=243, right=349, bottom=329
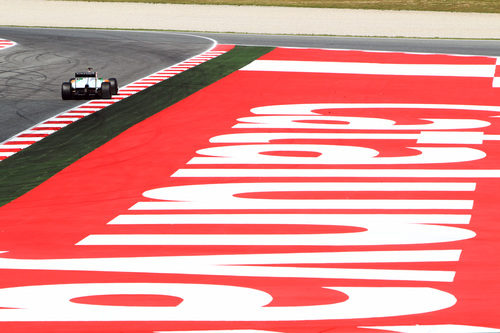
left=0, top=102, right=496, bottom=325
left=0, top=283, right=456, bottom=321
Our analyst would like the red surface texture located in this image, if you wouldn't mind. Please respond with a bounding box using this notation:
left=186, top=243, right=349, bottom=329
left=0, top=47, right=500, bottom=332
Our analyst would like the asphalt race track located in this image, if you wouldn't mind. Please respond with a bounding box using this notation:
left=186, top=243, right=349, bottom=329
left=0, top=27, right=213, bottom=142
left=2, top=27, right=500, bottom=142
left=196, top=32, right=500, bottom=57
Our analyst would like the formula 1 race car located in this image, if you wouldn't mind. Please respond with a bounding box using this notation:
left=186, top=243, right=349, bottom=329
left=61, top=68, right=118, bottom=100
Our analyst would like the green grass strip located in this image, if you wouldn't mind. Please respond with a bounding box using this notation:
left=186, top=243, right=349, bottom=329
left=0, top=45, right=274, bottom=207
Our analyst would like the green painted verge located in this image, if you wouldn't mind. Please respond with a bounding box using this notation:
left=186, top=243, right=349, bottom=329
left=0, top=45, right=274, bottom=207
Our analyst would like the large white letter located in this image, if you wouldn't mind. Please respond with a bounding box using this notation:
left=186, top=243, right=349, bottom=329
left=233, top=115, right=489, bottom=130
left=0, top=250, right=462, bottom=282
left=130, top=182, right=474, bottom=211
left=0, top=283, right=456, bottom=321
left=249, top=103, right=500, bottom=115
left=188, top=144, right=485, bottom=165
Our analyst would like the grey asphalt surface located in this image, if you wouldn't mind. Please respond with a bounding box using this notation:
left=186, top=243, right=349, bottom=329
left=0, top=27, right=214, bottom=142
left=2, top=27, right=500, bottom=143
left=196, top=32, right=500, bottom=57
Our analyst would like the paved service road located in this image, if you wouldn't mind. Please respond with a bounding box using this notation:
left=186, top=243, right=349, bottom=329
left=2, top=27, right=500, bottom=142
left=0, top=27, right=214, bottom=142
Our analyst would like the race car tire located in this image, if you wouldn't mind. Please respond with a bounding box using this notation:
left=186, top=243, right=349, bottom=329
left=61, top=82, right=72, bottom=100
left=109, top=78, right=118, bottom=95
left=101, top=82, right=112, bottom=99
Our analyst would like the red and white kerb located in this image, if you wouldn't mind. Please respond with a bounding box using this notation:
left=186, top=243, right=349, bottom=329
left=0, top=44, right=234, bottom=161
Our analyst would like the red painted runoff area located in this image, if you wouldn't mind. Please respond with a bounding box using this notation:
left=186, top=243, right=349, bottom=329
left=1, top=47, right=500, bottom=332
left=259, top=47, right=498, bottom=65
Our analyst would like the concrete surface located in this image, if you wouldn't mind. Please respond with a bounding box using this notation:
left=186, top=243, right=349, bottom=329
left=1, top=0, right=500, bottom=38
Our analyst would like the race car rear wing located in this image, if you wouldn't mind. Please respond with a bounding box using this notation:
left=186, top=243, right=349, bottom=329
left=75, top=72, right=97, bottom=77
